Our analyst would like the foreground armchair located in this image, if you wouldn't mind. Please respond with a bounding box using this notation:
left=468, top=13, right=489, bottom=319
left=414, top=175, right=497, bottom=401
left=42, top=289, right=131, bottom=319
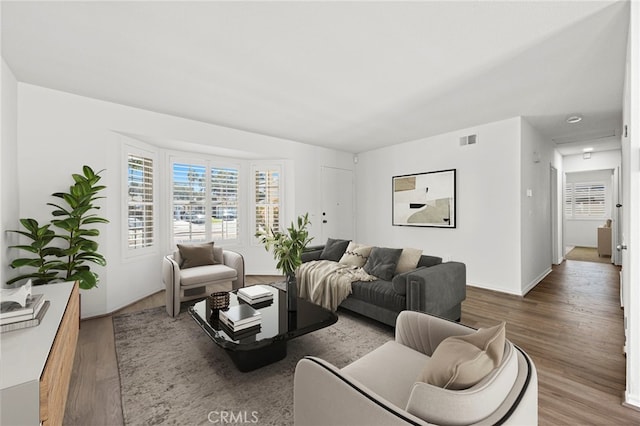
left=294, top=311, right=537, bottom=425
left=162, top=243, right=245, bottom=317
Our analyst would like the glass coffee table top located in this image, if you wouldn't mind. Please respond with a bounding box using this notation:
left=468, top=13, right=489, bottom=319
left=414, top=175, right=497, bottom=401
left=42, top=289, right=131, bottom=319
left=189, top=284, right=337, bottom=356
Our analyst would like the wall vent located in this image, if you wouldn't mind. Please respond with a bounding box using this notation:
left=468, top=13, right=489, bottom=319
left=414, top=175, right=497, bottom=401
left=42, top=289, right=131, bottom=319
left=460, top=134, right=478, bottom=146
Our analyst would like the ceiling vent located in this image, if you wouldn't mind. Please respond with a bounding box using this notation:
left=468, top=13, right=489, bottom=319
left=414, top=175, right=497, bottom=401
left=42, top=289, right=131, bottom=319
left=460, top=134, right=478, bottom=146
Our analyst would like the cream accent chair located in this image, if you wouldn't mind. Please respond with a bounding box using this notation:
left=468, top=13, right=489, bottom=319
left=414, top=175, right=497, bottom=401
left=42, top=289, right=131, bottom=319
left=162, top=246, right=245, bottom=317
left=294, top=311, right=538, bottom=425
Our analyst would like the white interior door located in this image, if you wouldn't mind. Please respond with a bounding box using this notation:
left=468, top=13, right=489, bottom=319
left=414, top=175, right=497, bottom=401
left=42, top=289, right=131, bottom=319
left=320, top=166, right=354, bottom=242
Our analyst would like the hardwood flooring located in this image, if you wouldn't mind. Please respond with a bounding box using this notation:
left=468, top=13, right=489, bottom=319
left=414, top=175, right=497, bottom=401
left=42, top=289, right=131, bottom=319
left=64, top=264, right=640, bottom=425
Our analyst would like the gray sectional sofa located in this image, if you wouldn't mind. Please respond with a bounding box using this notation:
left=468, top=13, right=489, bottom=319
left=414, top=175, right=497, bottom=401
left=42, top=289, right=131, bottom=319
left=301, top=240, right=466, bottom=327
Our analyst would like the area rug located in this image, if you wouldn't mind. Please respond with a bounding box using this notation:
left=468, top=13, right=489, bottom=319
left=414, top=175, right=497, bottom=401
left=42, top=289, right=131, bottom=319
left=113, top=306, right=394, bottom=425
left=565, top=246, right=611, bottom=264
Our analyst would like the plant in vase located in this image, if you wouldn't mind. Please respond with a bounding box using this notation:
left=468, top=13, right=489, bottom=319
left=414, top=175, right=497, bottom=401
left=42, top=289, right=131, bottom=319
left=255, top=213, right=313, bottom=309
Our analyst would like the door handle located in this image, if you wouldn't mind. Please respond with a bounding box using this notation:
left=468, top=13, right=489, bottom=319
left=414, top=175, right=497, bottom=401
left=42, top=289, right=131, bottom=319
left=617, top=244, right=628, bottom=251
left=322, top=220, right=327, bottom=224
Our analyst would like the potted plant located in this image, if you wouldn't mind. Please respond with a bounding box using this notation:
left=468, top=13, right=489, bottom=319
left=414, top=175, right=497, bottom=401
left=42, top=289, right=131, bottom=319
left=7, top=165, right=109, bottom=289
left=255, top=213, right=313, bottom=310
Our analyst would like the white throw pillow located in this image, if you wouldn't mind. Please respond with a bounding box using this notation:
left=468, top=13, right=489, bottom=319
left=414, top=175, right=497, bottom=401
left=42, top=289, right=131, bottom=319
left=339, top=242, right=373, bottom=268
left=395, top=248, right=423, bottom=274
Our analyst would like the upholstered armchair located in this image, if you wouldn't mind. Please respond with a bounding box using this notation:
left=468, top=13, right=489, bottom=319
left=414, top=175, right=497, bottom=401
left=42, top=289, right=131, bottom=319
left=294, top=311, right=537, bottom=425
left=162, top=243, right=245, bottom=317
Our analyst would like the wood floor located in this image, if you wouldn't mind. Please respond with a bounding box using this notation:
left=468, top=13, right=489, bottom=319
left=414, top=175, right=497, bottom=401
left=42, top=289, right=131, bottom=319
left=63, top=262, right=640, bottom=425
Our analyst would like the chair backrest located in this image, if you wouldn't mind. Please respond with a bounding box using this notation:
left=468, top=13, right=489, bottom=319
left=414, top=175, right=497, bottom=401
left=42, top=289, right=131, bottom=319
left=405, top=341, right=519, bottom=425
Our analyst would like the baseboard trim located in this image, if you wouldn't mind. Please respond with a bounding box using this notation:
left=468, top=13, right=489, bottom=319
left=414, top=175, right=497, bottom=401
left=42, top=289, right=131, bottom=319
left=81, top=288, right=165, bottom=321
left=522, top=267, right=552, bottom=296
left=624, top=392, right=640, bottom=411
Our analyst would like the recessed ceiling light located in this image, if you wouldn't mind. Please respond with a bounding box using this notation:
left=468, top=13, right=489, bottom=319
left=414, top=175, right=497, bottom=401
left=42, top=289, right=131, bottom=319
left=583, top=147, right=594, bottom=152
left=566, top=115, right=583, bottom=124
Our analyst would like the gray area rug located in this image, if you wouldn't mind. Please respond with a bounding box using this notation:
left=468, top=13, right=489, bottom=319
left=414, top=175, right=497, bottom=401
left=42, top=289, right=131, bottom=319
left=113, top=306, right=394, bottom=425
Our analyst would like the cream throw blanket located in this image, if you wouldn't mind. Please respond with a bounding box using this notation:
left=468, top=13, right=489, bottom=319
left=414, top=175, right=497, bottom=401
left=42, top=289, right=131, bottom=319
left=296, top=260, right=377, bottom=311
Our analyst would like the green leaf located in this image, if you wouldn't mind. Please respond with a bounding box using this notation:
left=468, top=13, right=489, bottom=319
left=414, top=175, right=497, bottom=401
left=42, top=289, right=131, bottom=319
left=10, top=258, right=42, bottom=268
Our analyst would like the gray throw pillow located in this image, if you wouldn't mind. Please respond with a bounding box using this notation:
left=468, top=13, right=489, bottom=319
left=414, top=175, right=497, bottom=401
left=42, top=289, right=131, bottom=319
left=363, top=247, right=403, bottom=281
left=177, top=242, right=217, bottom=269
left=319, top=238, right=351, bottom=262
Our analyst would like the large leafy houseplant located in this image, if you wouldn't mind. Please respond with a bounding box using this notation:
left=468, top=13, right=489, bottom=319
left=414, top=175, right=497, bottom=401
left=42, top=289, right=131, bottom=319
left=6, top=219, right=58, bottom=285
left=7, top=166, right=109, bottom=290
left=255, top=213, right=313, bottom=278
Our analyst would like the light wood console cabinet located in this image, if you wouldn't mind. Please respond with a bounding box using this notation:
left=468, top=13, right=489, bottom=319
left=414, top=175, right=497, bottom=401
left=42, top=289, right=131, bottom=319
left=1, top=281, right=79, bottom=425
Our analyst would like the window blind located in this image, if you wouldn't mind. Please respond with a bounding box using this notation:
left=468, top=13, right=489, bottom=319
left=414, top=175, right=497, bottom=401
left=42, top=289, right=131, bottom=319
left=565, top=182, right=606, bottom=218
left=211, top=167, right=239, bottom=241
left=172, top=163, right=207, bottom=243
left=255, top=168, right=281, bottom=233
left=127, top=154, right=154, bottom=249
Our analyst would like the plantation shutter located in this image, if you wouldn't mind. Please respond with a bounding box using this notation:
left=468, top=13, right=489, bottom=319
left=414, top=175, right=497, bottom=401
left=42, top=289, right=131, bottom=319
left=565, top=182, right=606, bottom=219
left=564, top=183, right=574, bottom=217
left=573, top=182, right=606, bottom=218
left=211, top=167, right=239, bottom=241
left=255, top=167, right=281, bottom=233
left=127, top=153, right=154, bottom=249
left=172, top=163, right=207, bottom=243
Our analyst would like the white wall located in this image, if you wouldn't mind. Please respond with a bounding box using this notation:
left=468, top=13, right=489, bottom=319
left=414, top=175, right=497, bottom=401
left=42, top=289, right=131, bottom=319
left=1, top=58, right=19, bottom=288
left=16, top=84, right=353, bottom=317
left=564, top=169, right=614, bottom=248
left=564, top=149, right=621, bottom=173
left=520, top=118, right=554, bottom=294
left=356, top=117, right=523, bottom=295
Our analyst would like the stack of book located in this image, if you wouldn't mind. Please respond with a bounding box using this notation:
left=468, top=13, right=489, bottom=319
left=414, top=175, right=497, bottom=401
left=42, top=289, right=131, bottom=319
left=237, top=285, right=273, bottom=306
left=1, top=294, right=50, bottom=332
left=219, top=304, right=262, bottom=339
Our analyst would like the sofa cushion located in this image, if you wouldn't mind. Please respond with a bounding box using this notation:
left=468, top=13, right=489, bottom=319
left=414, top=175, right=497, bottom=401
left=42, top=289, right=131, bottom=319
left=177, top=242, right=217, bottom=269
left=342, top=341, right=428, bottom=409
left=319, top=238, right=351, bottom=262
left=417, top=255, right=442, bottom=268
left=350, top=280, right=406, bottom=312
left=363, top=247, right=403, bottom=281
left=180, top=264, right=237, bottom=286
left=419, top=322, right=506, bottom=390
left=339, top=242, right=373, bottom=268
left=395, top=248, right=423, bottom=274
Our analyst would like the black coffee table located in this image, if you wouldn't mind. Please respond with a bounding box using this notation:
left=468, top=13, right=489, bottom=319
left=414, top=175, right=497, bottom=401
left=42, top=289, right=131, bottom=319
left=188, top=284, right=338, bottom=372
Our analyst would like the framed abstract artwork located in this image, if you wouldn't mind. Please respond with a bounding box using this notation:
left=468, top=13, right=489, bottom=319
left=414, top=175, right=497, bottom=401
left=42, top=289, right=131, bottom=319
left=392, top=169, right=456, bottom=228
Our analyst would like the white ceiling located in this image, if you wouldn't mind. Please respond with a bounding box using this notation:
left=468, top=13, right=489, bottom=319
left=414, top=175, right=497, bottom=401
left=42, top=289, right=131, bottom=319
left=1, top=1, right=630, bottom=154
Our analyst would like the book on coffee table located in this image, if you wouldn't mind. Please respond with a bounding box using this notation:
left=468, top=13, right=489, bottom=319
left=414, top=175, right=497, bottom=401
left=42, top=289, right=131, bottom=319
left=219, top=315, right=261, bottom=332
left=219, top=304, right=261, bottom=328
left=219, top=321, right=261, bottom=340
left=237, top=285, right=273, bottom=303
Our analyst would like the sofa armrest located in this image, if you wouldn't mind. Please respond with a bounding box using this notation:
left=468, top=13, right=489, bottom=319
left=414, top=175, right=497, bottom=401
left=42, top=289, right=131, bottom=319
left=391, top=267, right=426, bottom=295
left=294, top=357, right=427, bottom=426
left=162, top=255, right=181, bottom=317
left=406, top=261, right=466, bottom=317
left=222, top=249, right=245, bottom=289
